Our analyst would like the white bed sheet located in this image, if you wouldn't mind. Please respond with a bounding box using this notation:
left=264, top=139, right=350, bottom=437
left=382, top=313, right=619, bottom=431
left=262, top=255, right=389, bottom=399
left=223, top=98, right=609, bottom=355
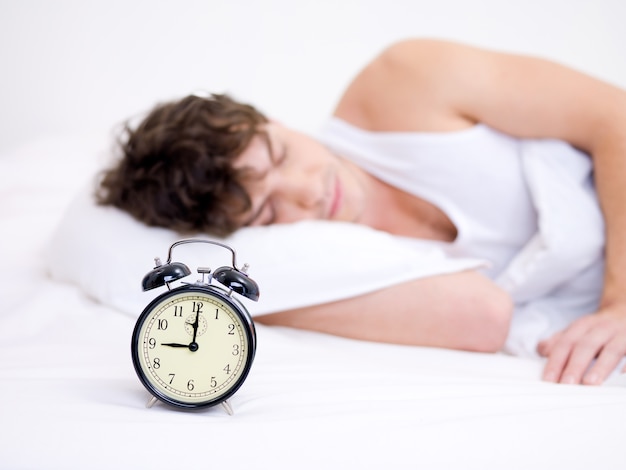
left=2, top=135, right=626, bottom=470
left=4, top=0, right=626, bottom=467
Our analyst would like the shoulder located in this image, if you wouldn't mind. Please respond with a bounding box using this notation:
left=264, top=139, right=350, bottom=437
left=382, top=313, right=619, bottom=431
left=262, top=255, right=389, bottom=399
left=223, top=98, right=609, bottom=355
left=333, top=39, right=479, bottom=132
left=375, top=38, right=472, bottom=67
left=352, top=38, right=471, bottom=78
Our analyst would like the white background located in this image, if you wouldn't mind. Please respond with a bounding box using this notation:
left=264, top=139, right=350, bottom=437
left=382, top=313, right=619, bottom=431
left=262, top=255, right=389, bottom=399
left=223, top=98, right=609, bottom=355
left=1, top=0, right=626, bottom=154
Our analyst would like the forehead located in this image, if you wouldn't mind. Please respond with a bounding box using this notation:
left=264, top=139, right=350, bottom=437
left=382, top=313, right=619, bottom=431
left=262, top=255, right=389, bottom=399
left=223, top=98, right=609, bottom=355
left=234, top=127, right=275, bottom=176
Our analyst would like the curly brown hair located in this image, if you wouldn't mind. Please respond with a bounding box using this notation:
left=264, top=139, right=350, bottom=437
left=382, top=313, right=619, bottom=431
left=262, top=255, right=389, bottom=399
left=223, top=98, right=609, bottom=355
left=96, top=94, right=268, bottom=237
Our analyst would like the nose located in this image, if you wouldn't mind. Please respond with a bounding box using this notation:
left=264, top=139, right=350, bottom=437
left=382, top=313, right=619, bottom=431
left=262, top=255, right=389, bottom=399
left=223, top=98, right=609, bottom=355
left=278, top=176, right=320, bottom=208
left=271, top=169, right=324, bottom=220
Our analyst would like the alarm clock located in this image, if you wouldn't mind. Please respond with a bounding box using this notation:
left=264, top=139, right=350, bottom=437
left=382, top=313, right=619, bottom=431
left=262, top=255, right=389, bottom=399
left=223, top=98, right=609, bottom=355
left=131, top=238, right=259, bottom=415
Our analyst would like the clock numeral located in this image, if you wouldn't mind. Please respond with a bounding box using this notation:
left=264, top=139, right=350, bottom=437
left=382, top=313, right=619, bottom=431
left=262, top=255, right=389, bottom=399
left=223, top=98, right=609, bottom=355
left=153, top=358, right=161, bottom=369
left=168, top=374, right=175, bottom=384
left=187, top=380, right=195, bottom=391
left=148, top=338, right=156, bottom=349
left=227, top=324, right=235, bottom=335
left=193, top=302, right=203, bottom=314
left=214, top=308, right=219, bottom=320
left=173, top=306, right=183, bottom=317
left=232, top=344, right=240, bottom=356
left=210, top=377, right=217, bottom=388
left=223, top=364, right=231, bottom=375
left=157, top=319, right=168, bottom=330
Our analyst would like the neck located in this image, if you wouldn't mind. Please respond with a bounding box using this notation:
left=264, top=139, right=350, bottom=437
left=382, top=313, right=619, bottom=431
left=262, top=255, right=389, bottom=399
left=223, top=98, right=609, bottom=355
left=361, top=176, right=458, bottom=242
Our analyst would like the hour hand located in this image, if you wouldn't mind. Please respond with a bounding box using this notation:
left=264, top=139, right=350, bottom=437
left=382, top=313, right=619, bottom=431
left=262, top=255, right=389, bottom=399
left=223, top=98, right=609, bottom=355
left=161, top=342, right=190, bottom=348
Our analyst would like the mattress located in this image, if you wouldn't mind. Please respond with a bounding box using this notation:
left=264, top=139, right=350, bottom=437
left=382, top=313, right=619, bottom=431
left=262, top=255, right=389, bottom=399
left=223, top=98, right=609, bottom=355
left=2, top=133, right=626, bottom=470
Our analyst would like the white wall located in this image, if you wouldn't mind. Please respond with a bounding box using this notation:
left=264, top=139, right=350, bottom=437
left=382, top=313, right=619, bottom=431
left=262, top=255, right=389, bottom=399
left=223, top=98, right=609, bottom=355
left=1, top=0, right=625, bottom=153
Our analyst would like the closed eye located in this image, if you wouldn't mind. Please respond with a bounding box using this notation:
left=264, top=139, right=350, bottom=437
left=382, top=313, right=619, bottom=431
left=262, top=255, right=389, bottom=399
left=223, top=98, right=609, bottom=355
left=246, top=131, right=284, bottom=226
left=268, top=130, right=287, bottom=166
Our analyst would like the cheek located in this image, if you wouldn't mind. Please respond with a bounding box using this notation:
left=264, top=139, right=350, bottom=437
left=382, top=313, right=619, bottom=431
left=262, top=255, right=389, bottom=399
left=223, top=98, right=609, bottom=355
left=298, top=138, right=330, bottom=167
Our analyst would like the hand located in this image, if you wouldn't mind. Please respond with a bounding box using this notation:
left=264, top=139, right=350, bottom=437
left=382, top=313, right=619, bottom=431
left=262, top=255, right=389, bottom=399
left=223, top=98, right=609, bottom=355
left=537, top=303, right=626, bottom=385
left=189, top=314, right=199, bottom=343
left=161, top=341, right=199, bottom=352
left=186, top=310, right=200, bottom=351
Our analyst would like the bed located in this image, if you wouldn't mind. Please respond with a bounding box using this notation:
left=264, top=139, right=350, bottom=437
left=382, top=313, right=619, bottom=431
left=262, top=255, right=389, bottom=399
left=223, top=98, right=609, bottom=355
left=4, top=101, right=626, bottom=470
left=3, top=1, right=626, bottom=469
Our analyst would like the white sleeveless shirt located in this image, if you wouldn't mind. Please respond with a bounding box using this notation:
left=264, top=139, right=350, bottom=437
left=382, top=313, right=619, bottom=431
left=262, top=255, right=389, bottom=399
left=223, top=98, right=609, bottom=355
left=317, top=117, right=539, bottom=277
left=318, top=117, right=607, bottom=355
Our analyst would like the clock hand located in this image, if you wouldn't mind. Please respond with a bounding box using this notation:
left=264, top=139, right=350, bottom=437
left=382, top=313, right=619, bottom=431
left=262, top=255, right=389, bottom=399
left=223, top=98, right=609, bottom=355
left=190, top=312, right=199, bottom=343
left=187, top=310, right=200, bottom=351
left=161, top=342, right=199, bottom=352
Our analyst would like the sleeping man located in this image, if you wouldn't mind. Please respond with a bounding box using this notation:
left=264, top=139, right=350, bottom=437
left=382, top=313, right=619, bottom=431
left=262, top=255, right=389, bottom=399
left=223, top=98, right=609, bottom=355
left=97, top=38, right=626, bottom=386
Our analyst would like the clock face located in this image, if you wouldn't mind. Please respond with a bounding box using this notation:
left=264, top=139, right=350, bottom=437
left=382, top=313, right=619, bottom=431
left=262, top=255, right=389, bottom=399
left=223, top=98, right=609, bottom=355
left=132, top=286, right=256, bottom=408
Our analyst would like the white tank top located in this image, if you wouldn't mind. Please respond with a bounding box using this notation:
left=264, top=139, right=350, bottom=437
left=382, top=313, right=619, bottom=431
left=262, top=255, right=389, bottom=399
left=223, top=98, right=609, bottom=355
left=318, top=117, right=606, bottom=357
left=317, top=117, right=538, bottom=277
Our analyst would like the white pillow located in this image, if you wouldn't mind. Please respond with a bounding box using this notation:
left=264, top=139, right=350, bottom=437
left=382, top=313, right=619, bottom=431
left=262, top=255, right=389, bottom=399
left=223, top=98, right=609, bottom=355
left=45, top=186, right=486, bottom=318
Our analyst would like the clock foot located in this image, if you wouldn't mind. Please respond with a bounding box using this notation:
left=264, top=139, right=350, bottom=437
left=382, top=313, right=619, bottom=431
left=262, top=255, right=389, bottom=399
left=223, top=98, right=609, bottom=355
left=146, top=395, right=158, bottom=408
left=221, top=400, right=234, bottom=415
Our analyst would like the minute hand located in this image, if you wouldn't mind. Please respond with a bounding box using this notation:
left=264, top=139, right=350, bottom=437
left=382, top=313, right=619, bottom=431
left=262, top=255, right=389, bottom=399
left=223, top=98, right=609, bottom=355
left=189, top=312, right=200, bottom=344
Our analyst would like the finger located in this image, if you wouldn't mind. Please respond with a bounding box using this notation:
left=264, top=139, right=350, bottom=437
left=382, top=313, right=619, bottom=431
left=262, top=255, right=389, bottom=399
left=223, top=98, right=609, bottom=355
left=542, top=337, right=574, bottom=383
left=559, top=321, right=618, bottom=384
left=540, top=318, right=595, bottom=382
left=583, top=336, right=626, bottom=385
left=538, top=316, right=596, bottom=359
left=537, top=331, right=562, bottom=357
left=558, top=335, right=606, bottom=384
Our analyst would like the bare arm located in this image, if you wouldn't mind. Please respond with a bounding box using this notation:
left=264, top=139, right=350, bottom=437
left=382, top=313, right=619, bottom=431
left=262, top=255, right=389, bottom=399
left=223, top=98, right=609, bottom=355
left=336, top=39, right=626, bottom=384
left=256, top=270, right=513, bottom=353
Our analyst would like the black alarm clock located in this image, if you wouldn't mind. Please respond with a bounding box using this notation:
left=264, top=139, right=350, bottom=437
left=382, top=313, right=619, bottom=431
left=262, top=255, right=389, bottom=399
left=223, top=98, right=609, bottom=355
left=131, top=239, right=259, bottom=415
